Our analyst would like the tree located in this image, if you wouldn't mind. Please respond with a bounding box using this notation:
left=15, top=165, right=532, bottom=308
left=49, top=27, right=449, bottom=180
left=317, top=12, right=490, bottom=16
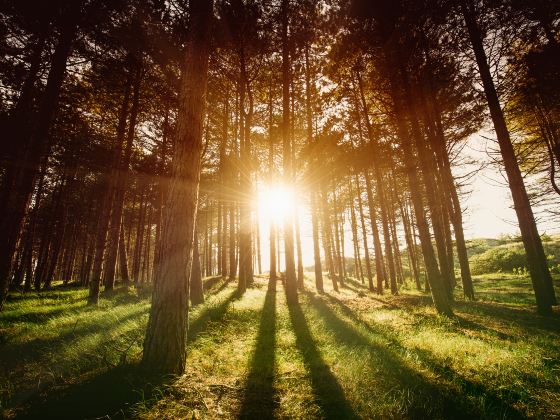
left=460, top=0, right=557, bottom=314
left=142, top=0, right=214, bottom=374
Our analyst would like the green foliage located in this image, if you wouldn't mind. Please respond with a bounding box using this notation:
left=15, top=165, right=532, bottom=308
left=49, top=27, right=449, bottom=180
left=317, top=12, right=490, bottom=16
left=469, top=237, right=560, bottom=275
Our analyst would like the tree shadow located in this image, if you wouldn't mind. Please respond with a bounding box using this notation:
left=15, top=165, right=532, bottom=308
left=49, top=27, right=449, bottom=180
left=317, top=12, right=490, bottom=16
left=1, top=305, right=148, bottom=370
left=15, top=363, right=170, bottom=420
left=0, top=307, right=74, bottom=324
left=344, top=277, right=369, bottom=291
left=238, top=282, right=278, bottom=419
left=309, top=291, right=525, bottom=419
left=187, top=290, right=239, bottom=345
left=7, top=289, right=240, bottom=417
left=455, top=300, right=560, bottom=334
left=204, top=276, right=230, bottom=294
left=287, top=299, right=359, bottom=419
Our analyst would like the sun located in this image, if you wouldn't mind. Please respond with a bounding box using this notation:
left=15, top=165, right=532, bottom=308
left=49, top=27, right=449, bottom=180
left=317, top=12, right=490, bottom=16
left=258, top=184, right=295, bottom=224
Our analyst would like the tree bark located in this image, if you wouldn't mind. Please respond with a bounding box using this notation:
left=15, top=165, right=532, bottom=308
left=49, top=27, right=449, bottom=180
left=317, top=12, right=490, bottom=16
left=142, top=0, right=213, bottom=375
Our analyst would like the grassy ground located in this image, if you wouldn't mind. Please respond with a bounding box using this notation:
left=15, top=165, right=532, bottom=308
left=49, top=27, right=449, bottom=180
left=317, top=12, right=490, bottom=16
left=1, top=274, right=559, bottom=419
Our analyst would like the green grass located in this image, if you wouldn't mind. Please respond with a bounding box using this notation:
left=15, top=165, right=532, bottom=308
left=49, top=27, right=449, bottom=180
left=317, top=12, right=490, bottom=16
left=1, top=274, right=559, bottom=419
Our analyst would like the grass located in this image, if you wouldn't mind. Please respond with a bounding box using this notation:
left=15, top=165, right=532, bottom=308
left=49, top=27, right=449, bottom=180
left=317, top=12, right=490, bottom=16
left=0, top=274, right=559, bottom=419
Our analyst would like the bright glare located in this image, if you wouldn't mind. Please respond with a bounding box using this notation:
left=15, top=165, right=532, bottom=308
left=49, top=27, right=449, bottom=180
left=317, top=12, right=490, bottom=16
left=258, top=184, right=295, bottom=224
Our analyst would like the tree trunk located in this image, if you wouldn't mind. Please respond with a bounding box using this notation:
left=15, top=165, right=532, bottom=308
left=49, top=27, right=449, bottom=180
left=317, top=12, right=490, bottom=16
left=118, top=222, right=130, bottom=286
left=387, top=66, right=452, bottom=316
left=310, top=191, right=324, bottom=292
left=104, top=64, right=142, bottom=291
left=462, top=0, right=556, bottom=313
left=190, top=229, right=204, bottom=306
left=88, top=73, right=133, bottom=304
left=353, top=176, right=374, bottom=291
left=281, top=0, right=297, bottom=304
left=305, top=45, right=323, bottom=292
left=142, top=0, right=213, bottom=375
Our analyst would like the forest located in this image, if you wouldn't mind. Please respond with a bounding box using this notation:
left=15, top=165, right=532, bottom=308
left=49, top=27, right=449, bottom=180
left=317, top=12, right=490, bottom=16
left=0, top=0, right=559, bottom=418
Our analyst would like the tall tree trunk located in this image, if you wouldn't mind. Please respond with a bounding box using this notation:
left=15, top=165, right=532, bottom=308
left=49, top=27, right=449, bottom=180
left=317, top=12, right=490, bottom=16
left=355, top=71, right=397, bottom=294
left=400, top=197, right=421, bottom=290
left=142, top=0, right=213, bottom=375
left=388, top=70, right=453, bottom=315
left=132, top=190, right=147, bottom=283
left=320, top=183, right=339, bottom=291
left=305, top=45, right=323, bottom=292
left=190, top=229, right=204, bottom=306
left=295, top=209, right=305, bottom=289
left=349, top=189, right=364, bottom=283
left=462, top=0, right=556, bottom=313
left=281, top=0, right=297, bottom=304
left=88, top=74, right=133, bottom=304
left=238, top=53, right=254, bottom=293
left=104, top=65, right=142, bottom=291
left=310, top=191, right=324, bottom=292
left=118, top=222, right=130, bottom=286
left=353, top=177, right=374, bottom=291
left=361, top=172, right=385, bottom=293
left=332, top=190, right=345, bottom=286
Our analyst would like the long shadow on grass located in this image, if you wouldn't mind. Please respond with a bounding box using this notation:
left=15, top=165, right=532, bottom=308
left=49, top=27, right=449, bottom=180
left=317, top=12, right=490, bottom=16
left=313, top=292, right=525, bottom=419
left=11, top=289, right=239, bottom=418
left=238, top=282, right=278, bottom=419
left=204, top=276, right=229, bottom=293
left=1, top=304, right=148, bottom=368
left=0, top=306, right=78, bottom=324
left=16, top=363, right=169, bottom=420
left=187, top=289, right=238, bottom=344
left=288, top=299, right=359, bottom=420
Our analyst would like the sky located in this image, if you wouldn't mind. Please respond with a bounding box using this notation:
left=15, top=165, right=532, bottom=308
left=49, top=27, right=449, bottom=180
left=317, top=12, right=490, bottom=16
left=459, top=133, right=558, bottom=240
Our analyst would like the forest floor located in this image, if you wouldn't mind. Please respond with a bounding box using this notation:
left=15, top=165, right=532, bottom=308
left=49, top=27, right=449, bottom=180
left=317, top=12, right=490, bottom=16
left=1, top=273, right=559, bottom=419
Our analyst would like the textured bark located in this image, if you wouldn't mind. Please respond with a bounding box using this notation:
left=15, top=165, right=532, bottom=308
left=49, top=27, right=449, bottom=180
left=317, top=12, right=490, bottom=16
left=361, top=172, right=385, bottom=293
left=229, top=203, right=237, bottom=279
left=462, top=0, right=556, bottom=313
left=320, top=184, right=339, bottom=291
left=142, top=0, right=213, bottom=375
left=295, top=211, right=305, bottom=289
left=132, top=191, right=147, bottom=283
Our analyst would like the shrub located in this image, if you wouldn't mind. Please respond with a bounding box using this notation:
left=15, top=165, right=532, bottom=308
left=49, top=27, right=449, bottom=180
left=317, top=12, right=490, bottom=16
left=470, top=239, right=560, bottom=275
